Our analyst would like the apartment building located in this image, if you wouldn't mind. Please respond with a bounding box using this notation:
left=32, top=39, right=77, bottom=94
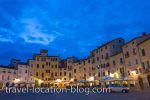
left=138, top=37, right=150, bottom=87
left=17, top=62, right=34, bottom=87
left=0, top=66, right=17, bottom=88
left=117, top=33, right=150, bottom=89
left=90, top=38, right=125, bottom=78
left=108, top=52, right=125, bottom=78
left=72, top=57, right=100, bottom=86
left=59, top=57, right=76, bottom=82
left=28, top=49, right=61, bottom=86
left=122, top=33, right=150, bottom=79
left=0, top=32, right=150, bottom=88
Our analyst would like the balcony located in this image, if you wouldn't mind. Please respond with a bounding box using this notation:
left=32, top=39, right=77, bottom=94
left=143, top=68, right=150, bottom=73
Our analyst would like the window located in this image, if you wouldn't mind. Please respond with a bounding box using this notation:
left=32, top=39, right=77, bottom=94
left=74, top=69, right=76, bottom=73
left=113, top=61, right=116, bottom=66
left=88, top=60, right=90, bottom=63
left=147, top=61, right=150, bottom=68
left=113, top=45, right=115, bottom=48
left=101, top=55, right=103, bottom=59
left=141, top=49, right=146, bottom=56
left=60, top=72, right=62, bottom=76
left=92, top=59, right=95, bottom=64
left=96, top=49, right=98, bottom=53
left=36, top=72, right=38, bottom=76
left=64, top=72, right=66, bottom=76
left=128, top=70, right=130, bottom=75
left=51, top=65, right=54, bottom=68
left=97, top=57, right=99, bottom=61
left=135, top=69, right=138, bottom=74
left=98, top=72, right=101, bottom=77
left=125, top=51, right=130, bottom=58
left=2, top=75, right=4, bottom=80
left=42, top=73, right=44, bottom=78
left=55, top=72, right=57, bottom=76
left=51, top=72, right=53, bottom=77
left=31, top=64, right=33, bottom=68
left=25, top=70, right=28, bottom=73
left=142, top=62, right=145, bottom=69
left=8, top=76, right=10, bottom=80
left=55, top=65, right=57, bottom=68
left=105, top=53, right=109, bottom=59
left=106, top=63, right=110, bottom=67
left=37, top=64, right=39, bottom=68
left=46, top=62, right=48, bottom=66
left=118, top=39, right=121, bottom=43
left=129, top=61, right=131, bottom=66
left=120, top=68, right=124, bottom=74
left=42, top=65, right=44, bottom=69
left=89, top=73, right=91, bottom=76
left=37, top=57, right=39, bottom=61
left=120, top=58, right=123, bottom=64
left=93, top=73, right=95, bottom=76
left=69, top=73, right=71, bottom=78
left=108, top=71, right=110, bottom=75
left=83, top=61, right=85, bottom=65
left=41, top=57, right=46, bottom=61
left=133, top=48, right=137, bottom=55
left=136, top=59, right=138, bottom=64
left=103, top=72, right=105, bottom=76
left=132, top=41, right=135, bottom=44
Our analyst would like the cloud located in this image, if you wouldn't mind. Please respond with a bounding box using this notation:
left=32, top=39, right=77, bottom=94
left=0, top=35, right=13, bottom=43
left=21, top=32, right=56, bottom=45
left=0, top=27, right=15, bottom=43
left=19, top=18, right=57, bottom=45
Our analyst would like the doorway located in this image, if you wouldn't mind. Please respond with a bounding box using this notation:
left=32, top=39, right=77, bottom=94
left=138, top=76, right=144, bottom=90
left=147, top=75, right=150, bottom=87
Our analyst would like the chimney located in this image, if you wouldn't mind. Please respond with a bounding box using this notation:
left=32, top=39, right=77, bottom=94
left=40, top=49, right=48, bottom=56
left=142, top=32, right=147, bottom=36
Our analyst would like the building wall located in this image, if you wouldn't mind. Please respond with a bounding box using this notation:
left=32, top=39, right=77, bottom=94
left=17, top=64, right=29, bottom=83
left=0, top=67, right=17, bottom=86
left=122, top=34, right=150, bottom=78
left=138, top=38, right=150, bottom=87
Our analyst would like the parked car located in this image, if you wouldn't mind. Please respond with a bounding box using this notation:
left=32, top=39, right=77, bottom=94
left=108, top=84, right=130, bottom=93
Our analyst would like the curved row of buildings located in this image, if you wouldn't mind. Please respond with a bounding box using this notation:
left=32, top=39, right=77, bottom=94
left=0, top=32, right=150, bottom=89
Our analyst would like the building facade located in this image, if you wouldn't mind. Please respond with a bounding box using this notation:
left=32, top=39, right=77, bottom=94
left=0, top=33, right=150, bottom=89
left=0, top=66, right=17, bottom=88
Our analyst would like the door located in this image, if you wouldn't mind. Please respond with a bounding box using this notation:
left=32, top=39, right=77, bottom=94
left=147, top=75, right=150, bottom=87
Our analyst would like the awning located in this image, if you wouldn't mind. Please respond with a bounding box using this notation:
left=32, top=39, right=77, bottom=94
left=76, top=80, right=94, bottom=83
left=100, top=76, right=136, bottom=82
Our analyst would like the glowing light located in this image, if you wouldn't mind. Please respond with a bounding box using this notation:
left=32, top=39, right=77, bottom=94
left=38, top=79, right=43, bottom=85
left=131, top=71, right=136, bottom=75
left=88, top=77, right=94, bottom=81
left=70, top=78, right=74, bottom=82
left=109, top=73, right=114, bottom=77
left=56, top=79, right=62, bottom=83
left=114, top=73, right=119, bottom=78
left=14, top=78, right=20, bottom=83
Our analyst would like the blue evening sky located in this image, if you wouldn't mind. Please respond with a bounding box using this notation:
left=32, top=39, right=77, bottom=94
left=0, top=0, right=150, bottom=65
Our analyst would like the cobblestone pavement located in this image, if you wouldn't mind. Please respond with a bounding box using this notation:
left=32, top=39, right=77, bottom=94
left=0, top=89, right=150, bottom=100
